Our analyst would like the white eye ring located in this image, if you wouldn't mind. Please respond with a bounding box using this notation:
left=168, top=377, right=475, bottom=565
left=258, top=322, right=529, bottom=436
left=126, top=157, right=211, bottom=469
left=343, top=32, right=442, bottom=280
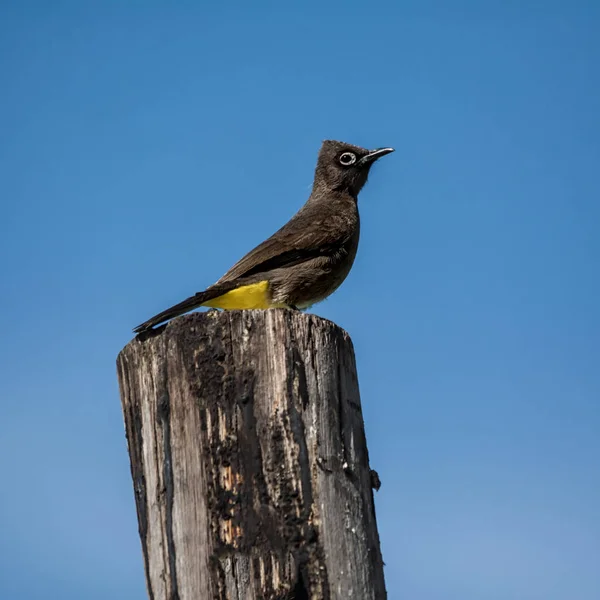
left=339, top=152, right=357, bottom=166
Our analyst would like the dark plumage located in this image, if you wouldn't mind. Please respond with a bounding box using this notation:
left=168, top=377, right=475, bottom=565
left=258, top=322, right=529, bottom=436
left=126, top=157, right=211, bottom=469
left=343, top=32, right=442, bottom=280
left=134, top=140, right=393, bottom=333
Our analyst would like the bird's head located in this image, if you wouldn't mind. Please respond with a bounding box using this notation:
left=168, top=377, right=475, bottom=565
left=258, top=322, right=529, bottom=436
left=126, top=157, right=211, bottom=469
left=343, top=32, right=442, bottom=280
left=313, top=140, right=394, bottom=197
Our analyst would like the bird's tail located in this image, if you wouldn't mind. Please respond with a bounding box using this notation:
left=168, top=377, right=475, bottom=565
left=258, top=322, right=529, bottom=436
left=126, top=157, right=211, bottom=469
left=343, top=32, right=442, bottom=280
left=133, top=282, right=241, bottom=334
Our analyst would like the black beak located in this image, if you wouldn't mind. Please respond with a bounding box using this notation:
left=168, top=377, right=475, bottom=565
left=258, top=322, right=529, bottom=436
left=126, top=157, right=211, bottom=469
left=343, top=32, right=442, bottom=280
left=358, top=147, right=395, bottom=166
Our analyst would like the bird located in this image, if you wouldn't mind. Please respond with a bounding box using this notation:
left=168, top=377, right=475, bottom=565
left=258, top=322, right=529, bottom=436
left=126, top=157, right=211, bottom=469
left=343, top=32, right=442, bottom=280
left=133, top=140, right=394, bottom=333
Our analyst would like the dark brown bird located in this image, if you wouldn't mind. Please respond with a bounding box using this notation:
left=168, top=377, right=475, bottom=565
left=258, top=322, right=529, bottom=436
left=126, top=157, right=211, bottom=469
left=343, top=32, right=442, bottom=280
left=134, top=140, right=393, bottom=333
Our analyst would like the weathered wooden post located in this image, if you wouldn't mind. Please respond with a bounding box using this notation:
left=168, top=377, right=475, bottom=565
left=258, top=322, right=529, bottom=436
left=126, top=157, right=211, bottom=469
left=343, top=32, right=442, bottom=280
left=117, top=309, right=386, bottom=600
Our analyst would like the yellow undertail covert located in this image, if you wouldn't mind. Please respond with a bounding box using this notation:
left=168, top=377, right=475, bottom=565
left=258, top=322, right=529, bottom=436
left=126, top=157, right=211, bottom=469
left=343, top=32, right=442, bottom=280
left=201, top=281, right=288, bottom=310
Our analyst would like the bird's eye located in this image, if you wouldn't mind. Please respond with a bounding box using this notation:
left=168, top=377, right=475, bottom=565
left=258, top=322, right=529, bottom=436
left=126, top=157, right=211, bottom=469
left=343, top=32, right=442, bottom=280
left=339, top=152, right=357, bottom=166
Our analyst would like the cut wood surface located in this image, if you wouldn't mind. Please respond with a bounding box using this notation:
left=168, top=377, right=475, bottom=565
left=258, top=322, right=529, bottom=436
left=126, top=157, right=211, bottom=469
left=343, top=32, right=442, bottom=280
left=117, top=309, right=386, bottom=600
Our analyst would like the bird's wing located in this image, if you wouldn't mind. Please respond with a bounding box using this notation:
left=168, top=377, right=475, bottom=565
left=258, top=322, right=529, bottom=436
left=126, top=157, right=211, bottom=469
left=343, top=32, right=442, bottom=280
left=216, top=205, right=356, bottom=284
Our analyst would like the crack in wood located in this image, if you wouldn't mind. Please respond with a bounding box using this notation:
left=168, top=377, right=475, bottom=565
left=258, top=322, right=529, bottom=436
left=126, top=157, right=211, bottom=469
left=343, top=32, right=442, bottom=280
left=158, top=383, right=180, bottom=600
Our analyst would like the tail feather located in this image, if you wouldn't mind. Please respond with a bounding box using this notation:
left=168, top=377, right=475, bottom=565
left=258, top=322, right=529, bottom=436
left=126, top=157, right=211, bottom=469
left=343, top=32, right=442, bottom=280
left=133, top=283, right=239, bottom=334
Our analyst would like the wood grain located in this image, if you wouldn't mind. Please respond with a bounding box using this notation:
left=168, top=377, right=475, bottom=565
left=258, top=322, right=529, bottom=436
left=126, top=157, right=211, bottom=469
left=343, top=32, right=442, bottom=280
left=117, top=309, right=386, bottom=600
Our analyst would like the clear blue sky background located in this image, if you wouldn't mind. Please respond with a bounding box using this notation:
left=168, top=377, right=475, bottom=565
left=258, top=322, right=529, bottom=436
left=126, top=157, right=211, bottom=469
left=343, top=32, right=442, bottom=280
left=1, top=2, right=598, bottom=599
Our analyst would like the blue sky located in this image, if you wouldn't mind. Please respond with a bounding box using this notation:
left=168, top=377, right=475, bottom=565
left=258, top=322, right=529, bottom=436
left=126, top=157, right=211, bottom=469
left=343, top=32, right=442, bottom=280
left=1, top=2, right=599, bottom=599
